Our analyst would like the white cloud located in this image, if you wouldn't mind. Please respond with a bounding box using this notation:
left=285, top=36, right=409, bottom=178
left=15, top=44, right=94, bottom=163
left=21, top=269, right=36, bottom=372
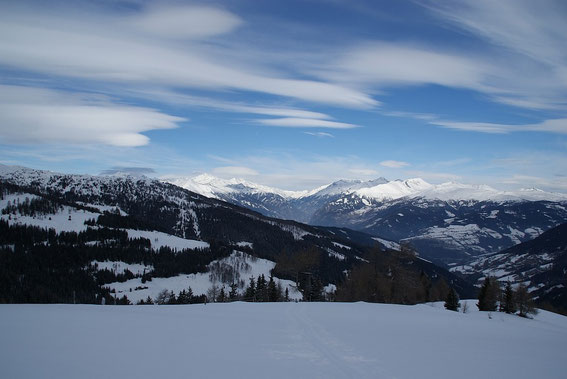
left=199, top=154, right=386, bottom=190
left=0, top=85, right=184, bottom=147
left=304, top=132, right=335, bottom=138
left=128, top=5, right=243, bottom=39
left=125, top=89, right=333, bottom=120
left=380, top=160, right=410, bottom=168
left=404, top=170, right=462, bottom=182
left=0, top=4, right=376, bottom=108
left=431, top=118, right=567, bottom=134
left=212, top=166, right=259, bottom=178
left=423, top=0, right=567, bottom=110
left=349, top=168, right=379, bottom=176
left=257, top=118, right=358, bottom=129
left=327, top=43, right=488, bottom=90
left=426, top=0, right=567, bottom=68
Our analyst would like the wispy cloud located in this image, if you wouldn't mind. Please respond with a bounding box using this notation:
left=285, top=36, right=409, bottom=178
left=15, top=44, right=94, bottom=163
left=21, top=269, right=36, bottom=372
left=195, top=153, right=385, bottom=190
left=122, top=89, right=333, bottom=120
left=422, top=0, right=567, bottom=110
left=212, top=166, right=259, bottom=177
left=322, top=42, right=488, bottom=90
left=128, top=5, right=243, bottom=39
left=349, top=168, right=379, bottom=176
left=0, top=4, right=376, bottom=108
left=380, top=160, right=410, bottom=168
left=0, top=85, right=184, bottom=147
left=431, top=118, right=567, bottom=134
left=257, top=118, right=358, bottom=129
left=404, top=170, right=462, bottom=182
left=100, top=167, right=156, bottom=176
left=304, top=132, right=334, bottom=138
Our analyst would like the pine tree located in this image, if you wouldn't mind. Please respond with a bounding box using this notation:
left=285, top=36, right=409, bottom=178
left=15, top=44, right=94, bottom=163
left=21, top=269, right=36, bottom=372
left=477, top=276, right=500, bottom=311
left=244, top=277, right=256, bottom=301
left=268, top=276, right=278, bottom=302
left=444, top=287, right=460, bottom=311
left=310, top=277, right=324, bottom=302
left=256, top=274, right=267, bottom=302
left=177, top=289, right=191, bottom=304
left=500, top=281, right=517, bottom=314
left=167, top=290, right=177, bottom=304
left=284, top=287, right=290, bottom=302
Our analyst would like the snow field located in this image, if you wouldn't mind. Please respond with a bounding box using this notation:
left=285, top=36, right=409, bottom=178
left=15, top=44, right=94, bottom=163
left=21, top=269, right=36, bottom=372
left=126, top=229, right=209, bottom=251
left=107, top=251, right=303, bottom=303
left=1, top=301, right=565, bottom=379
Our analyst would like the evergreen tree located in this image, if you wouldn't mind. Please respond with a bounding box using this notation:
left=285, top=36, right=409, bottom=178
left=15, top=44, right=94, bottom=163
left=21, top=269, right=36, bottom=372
left=229, top=283, right=238, bottom=300
left=244, top=277, right=256, bottom=301
left=284, top=287, right=290, bottom=302
left=267, top=276, right=277, bottom=302
left=167, top=290, right=177, bottom=304
left=177, top=289, right=190, bottom=304
left=218, top=287, right=226, bottom=303
left=500, top=281, right=517, bottom=314
left=444, top=287, right=460, bottom=311
left=310, top=277, right=324, bottom=302
left=256, top=274, right=267, bottom=302
left=477, top=276, right=500, bottom=311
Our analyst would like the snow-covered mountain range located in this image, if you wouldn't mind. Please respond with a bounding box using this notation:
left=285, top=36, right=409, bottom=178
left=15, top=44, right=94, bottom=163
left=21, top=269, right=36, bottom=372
left=1, top=164, right=474, bottom=304
left=165, top=174, right=567, bottom=265
left=167, top=174, right=567, bottom=203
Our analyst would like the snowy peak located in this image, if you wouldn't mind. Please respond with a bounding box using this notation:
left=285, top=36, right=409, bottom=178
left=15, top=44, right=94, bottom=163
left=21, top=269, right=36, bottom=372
left=310, top=177, right=389, bottom=197
left=165, top=174, right=307, bottom=199
left=416, top=182, right=567, bottom=202
left=163, top=171, right=567, bottom=204
left=417, top=182, right=503, bottom=202
left=354, top=178, right=434, bottom=201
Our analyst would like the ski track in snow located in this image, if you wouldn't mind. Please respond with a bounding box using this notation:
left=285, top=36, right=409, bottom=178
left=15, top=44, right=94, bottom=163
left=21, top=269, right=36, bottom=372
left=1, top=301, right=566, bottom=379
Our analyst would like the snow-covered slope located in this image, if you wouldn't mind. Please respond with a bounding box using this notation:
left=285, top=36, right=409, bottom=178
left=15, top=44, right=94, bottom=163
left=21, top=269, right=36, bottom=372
left=2, top=301, right=565, bottom=379
left=450, top=222, right=567, bottom=312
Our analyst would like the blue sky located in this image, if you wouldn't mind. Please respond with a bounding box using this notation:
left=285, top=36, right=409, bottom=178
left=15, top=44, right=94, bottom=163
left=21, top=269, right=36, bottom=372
left=1, top=0, right=566, bottom=191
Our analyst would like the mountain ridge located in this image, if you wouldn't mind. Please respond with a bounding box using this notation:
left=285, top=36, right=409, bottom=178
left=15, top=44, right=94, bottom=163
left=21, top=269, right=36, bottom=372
left=163, top=172, right=567, bottom=203
left=163, top=171, right=567, bottom=265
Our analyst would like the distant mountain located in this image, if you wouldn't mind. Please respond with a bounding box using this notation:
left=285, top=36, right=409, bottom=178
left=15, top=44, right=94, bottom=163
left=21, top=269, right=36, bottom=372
left=0, top=164, right=473, bottom=304
left=165, top=174, right=567, bottom=265
left=450, top=222, right=567, bottom=313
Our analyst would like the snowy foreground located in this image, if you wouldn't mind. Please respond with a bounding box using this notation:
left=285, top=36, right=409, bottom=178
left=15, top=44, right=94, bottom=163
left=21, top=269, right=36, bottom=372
left=1, top=301, right=566, bottom=379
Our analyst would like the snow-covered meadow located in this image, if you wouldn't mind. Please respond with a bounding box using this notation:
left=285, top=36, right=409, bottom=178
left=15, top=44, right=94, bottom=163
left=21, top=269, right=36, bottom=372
left=1, top=301, right=565, bottom=379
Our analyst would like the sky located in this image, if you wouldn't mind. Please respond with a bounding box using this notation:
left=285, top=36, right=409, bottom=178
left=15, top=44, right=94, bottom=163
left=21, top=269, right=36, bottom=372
left=1, top=0, right=566, bottom=191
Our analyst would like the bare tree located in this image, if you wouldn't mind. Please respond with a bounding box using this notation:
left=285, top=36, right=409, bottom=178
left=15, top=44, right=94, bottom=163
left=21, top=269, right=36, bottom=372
left=206, top=283, right=220, bottom=303
left=155, top=289, right=171, bottom=305
left=515, top=284, right=538, bottom=318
